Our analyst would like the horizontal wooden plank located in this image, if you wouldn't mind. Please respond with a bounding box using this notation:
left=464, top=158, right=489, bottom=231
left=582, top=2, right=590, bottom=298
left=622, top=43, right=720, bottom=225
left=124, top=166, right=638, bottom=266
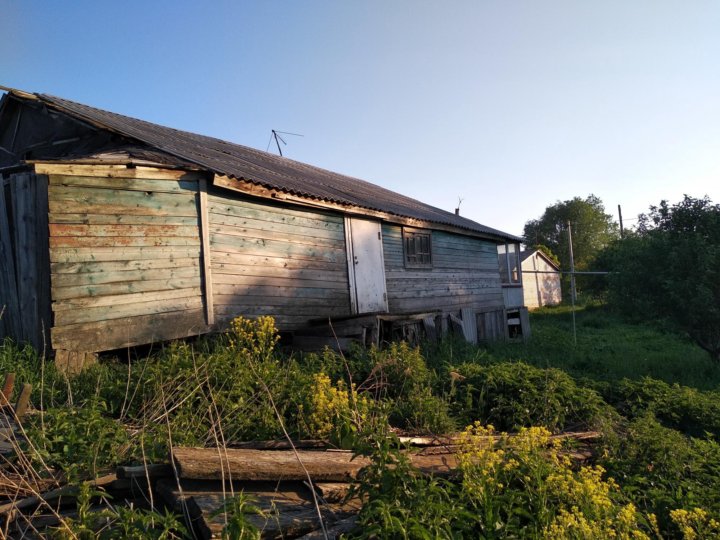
left=209, top=250, right=345, bottom=272
left=50, top=246, right=201, bottom=263
left=208, top=208, right=344, bottom=238
left=208, top=195, right=343, bottom=229
left=49, top=224, right=199, bottom=238
left=49, top=200, right=199, bottom=217
left=212, top=283, right=349, bottom=300
left=53, top=276, right=203, bottom=301
left=53, top=287, right=203, bottom=310
left=388, top=286, right=501, bottom=299
left=52, top=266, right=201, bottom=288
left=211, top=261, right=347, bottom=282
left=208, top=223, right=341, bottom=249
left=210, top=233, right=344, bottom=263
left=214, top=304, right=350, bottom=318
left=388, top=295, right=504, bottom=312
left=212, top=273, right=347, bottom=290
left=214, top=313, right=327, bottom=331
left=51, top=308, right=209, bottom=352
left=213, top=294, right=349, bottom=308
left=49, top=184, right=198, bottom=206
left=52, top=257, right=200, bottom=275
left=49, top=175, right=199, bottom=193
left=49, top=213, right=199, bottom=226
left=36, top=163, right=207, bottom=181
left=385, top=271, right=499, bottom=281
left=54, top=295, right=204, bottom=326
left=50, top=236, right=201, bottom=248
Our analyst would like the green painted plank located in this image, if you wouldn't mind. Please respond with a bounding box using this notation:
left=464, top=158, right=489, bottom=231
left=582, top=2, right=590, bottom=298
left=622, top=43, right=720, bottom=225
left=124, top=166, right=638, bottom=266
left=49, top=214, right=200, bottom=225
left=49, top=224, right=199, bottom=238
left=53, top=276, right=203, bottom=301
left=54, top=295, right=204, bottom=326
left=50, top=246, right=201, bottom=263
left=50, top=236, right=201, bottom=248
left=52, top=265, right=201, bottom=288
left=49, top=175, right=199, bottom=193
left=52, top=257, right=200, bottom=275
left=53, top=287, right=203, bottom=310
left=210, top=250, right=346, bottom=272
left=210, top=233, right=344, bottom=263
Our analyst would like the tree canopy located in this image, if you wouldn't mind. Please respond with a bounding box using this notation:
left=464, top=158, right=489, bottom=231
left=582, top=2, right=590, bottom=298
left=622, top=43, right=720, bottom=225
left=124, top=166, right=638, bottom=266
left=523, top=195, right=619, bottom=271
left=603, top=195, right=720, bottom=361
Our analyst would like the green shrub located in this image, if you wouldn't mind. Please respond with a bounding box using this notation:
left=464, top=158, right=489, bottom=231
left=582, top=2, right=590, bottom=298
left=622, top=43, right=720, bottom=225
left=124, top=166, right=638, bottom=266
left=601, top=414, right=720, bottom=535
left=26, top=401, right=131, bottom=480
left=604, top=377, right=720, bottom=438
left=449, top=361, right=614, bottom=432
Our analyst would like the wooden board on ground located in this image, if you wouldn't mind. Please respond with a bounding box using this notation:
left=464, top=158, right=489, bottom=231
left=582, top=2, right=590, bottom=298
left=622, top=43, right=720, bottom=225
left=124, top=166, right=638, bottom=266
left=156, top=479, right=358, bottom=540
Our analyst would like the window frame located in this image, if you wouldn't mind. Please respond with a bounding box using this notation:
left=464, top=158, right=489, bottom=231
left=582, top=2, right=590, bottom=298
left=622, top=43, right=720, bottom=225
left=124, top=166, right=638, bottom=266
left=498, top=241, right=522, bottom=287
left=402, top=227, right=433, bottom=269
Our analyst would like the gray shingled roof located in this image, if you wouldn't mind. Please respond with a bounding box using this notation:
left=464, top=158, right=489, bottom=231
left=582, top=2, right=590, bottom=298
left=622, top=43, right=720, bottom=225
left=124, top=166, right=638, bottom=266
left=24, top=91, right=520, bottom=241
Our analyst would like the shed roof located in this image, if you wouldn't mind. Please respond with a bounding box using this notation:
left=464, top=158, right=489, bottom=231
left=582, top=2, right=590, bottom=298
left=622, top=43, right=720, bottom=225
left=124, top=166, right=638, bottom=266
left=520, top=249, right=561, bottom=270
left=2, top=88, right=520, bottom=241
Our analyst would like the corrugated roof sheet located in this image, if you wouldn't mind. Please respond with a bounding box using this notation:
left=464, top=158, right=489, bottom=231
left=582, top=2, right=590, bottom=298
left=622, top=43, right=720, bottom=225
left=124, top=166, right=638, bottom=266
left=24, top=91, right=519, bottom=241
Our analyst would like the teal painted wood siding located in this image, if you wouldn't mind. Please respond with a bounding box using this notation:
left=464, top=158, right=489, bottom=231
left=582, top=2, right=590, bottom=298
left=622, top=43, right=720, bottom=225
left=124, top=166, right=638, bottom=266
left=48, top=175, right=207, bottom=352
left=207, top=192, right=351, bottom=330
left=382, top=224, right=503, bottom=313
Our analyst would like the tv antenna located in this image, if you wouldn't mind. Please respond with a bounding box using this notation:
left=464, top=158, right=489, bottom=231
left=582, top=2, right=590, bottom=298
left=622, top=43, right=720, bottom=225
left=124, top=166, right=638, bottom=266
left=455, top=197, right=464, bottom=216
left=266, top=129, right=303, bottom=157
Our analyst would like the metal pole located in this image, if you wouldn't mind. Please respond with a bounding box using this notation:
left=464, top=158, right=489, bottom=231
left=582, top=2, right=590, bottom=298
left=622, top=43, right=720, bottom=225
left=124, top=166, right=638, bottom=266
left=567, top=221, right=577, bottom=346
left=618, top=204, right=624, bottom=239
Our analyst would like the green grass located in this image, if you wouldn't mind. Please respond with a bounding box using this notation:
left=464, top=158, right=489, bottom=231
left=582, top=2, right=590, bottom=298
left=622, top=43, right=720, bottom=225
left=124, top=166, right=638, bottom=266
left=487, top=304, right=720, bottom=391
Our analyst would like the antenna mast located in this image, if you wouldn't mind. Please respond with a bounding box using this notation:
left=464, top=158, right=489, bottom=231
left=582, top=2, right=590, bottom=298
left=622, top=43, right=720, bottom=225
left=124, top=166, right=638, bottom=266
left=266, top=130, right=304, bottom=157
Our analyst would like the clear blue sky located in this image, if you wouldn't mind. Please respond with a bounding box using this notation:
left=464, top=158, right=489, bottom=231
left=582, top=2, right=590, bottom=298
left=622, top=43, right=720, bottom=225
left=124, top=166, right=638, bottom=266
left=3, top=1, right=719, bottom=236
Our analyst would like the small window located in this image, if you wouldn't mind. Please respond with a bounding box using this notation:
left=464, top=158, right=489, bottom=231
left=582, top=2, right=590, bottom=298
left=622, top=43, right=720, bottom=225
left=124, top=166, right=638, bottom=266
left=403, top=228, right=432, bottom=268
left=498, top=242, right=521, bottom=285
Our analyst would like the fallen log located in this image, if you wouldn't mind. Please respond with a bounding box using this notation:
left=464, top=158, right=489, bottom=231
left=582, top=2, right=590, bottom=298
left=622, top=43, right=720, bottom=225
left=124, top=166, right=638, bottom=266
left=171, top=448, right=459, bottom=482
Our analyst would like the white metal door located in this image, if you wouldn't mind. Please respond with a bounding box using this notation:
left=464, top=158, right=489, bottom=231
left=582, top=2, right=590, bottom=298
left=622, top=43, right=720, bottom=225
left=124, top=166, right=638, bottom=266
left=345, top=218, right=388, bottom=314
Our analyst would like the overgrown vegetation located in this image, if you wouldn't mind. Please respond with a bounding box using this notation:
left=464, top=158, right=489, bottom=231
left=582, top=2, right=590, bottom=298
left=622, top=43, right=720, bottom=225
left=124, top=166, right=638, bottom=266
left=601, top=195, right=720, bottom=360
left=3, top=306, right=720, bottom=538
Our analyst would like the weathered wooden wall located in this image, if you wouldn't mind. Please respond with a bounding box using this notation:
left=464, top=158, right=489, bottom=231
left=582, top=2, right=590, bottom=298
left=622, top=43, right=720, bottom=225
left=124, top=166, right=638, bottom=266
left=522, top=253, right=562, bottom=309
left=207, top=191, right=352, bottom=330
left=382, top=224, right=504, bottom=314
left=0, top=172, right=51, bottom=351
left=47, top=172, right=208, bottom=352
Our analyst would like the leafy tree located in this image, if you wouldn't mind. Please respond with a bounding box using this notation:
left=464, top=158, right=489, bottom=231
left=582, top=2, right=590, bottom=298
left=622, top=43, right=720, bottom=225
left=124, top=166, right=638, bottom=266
left=533, top=244, right=561, bottom=268
left=523, top=195, right=619, bottom=272
left=604, top=195, right=720, bottom=361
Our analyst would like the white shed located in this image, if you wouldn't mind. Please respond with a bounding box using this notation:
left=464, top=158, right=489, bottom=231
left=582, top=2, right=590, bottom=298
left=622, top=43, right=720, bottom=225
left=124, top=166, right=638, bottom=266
left=520, top=250, right=562, bottom=309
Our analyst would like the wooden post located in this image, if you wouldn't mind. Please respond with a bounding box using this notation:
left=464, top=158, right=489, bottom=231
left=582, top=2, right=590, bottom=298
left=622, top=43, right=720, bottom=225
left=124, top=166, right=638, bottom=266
left=0, top=373, right=15, bottom=406
left=14, top=383, right=31, bottom=420
left=618, top=204, right=625, bottom=239
left=55, top=350, right=97, bottom=374
left=567, top=221, right=577, bottom=346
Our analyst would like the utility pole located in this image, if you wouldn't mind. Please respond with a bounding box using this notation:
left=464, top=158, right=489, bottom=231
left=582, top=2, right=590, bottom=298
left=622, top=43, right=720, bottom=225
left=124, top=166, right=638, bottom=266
left=567, top=221, right=577, bottom=303
left=618, top=204, right=625, bottom=239
left=567, top=221, right=577, bottom=346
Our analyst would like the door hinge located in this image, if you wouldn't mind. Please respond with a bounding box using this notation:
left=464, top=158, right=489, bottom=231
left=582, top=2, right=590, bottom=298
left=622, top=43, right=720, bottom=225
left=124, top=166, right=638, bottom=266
left=378, top=231, right=381, bottom=240
left=383, top=292, right=387, bottom=301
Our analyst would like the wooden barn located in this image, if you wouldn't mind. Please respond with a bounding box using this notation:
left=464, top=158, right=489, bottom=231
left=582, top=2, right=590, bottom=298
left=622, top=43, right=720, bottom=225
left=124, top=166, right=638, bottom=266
left=520, top=249, right=562, bottom=309
left=0, top=87, right=523, bottom=364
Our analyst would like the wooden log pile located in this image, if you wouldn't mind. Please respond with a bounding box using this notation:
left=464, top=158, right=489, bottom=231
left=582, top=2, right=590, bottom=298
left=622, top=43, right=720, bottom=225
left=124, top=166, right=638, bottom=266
left=0, top=430, right=599, bottom=539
